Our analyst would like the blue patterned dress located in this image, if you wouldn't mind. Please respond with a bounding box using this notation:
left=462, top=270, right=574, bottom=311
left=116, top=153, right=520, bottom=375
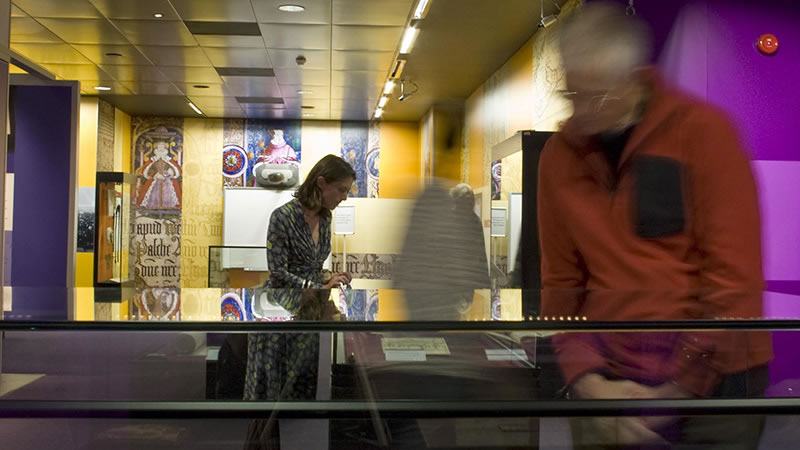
left=244, top=199, right=331, bottom=401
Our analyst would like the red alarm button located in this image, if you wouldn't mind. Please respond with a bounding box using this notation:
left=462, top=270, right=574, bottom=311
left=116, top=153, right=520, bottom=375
left=757, top=34, right=779, bottom=55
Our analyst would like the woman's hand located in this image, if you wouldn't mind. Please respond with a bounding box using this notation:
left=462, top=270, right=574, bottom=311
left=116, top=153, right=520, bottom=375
left=323, top=272, right=352, bottom=289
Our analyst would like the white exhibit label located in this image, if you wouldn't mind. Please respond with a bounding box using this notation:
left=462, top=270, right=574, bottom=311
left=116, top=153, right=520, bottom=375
left=485, top=349, right=528, bottom=361
left=334, top=205, right=355, bottom=235
left=384, top=350, right=427, bottom=362
left=491, top=207, right=507, bottom=237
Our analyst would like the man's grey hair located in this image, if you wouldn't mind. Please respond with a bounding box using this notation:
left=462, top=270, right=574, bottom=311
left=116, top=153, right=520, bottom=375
left=558, top=2, right=653, bottom=81
left=450, top=183, right=475, bottom=210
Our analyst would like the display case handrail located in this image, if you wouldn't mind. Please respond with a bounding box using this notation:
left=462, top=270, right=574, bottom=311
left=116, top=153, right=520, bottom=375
left=2, top=319, right=800, bottom=332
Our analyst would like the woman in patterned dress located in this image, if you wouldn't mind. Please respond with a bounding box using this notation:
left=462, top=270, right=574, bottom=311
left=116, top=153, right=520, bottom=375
left=244, top=154, right=354, bottom=406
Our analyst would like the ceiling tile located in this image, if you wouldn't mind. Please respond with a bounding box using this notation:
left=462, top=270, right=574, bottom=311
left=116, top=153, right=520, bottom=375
left=252, top=0, right=331, bottom=25
left=111, top=20, right=197, bottom=46
left=330, top=98, right=374, bottom=112
left=10, top=17, right=63, bottom=43
left=194, top=35, right=264, bottom=48
left=43, top=63, right=113, bottom=80
left=158, top=66, right=223, bottom=84
left=137, top=45, right=212, bottom=67
left=99, top=94, right=200, bottom=116
left=11, top=5, right=28, bottom=17
left=204, top=47, right=270, bottom=68
left=174, top=83, right=230, bottom=97
left=220, top=76, right=282, bottom=97
left=188, top=96, right=242, bottom=110
left=12, top=0, right=103, bottom=18
left=37, top=18, right=129, bottom=44
left=98, top=64, right=169, bottom=82
left=88, top=0, right=179, bottom=20
left=267, top=48, right=329, bottom=69
left=332, top=70, right=384, bottom=88
left=332, top=50, right=393, bottom=71
left=259, top=24, right=330, bottom=49
left=10, top=43, right=94, bottom=64
left=332, top=0, right=414, bottom=26
left=283, top=98, right=330, bottom=110
left=201, top=106, right=247, bottom=118
left=332, top=25, right=403, bottom=51
left=170, top=0, right=256, bottom=22
left=273, top=68, right=330, bottom=86
left=331, top=85, right=382, bottom=100
left=280, top=85, right=330, bottom=99
left=122, top=81, right=183, bottom=95
left=71, top=44, right=153, bottom=65
left=78, top=80, right=133, bottom=94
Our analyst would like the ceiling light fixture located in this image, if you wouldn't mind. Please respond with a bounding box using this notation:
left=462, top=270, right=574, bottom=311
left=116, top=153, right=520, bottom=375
left=153, top=13, right=164, bottom=18
left=378, top=96, right=388, bottom=108
left=297, top=90, right=312, bottom=95
left=93, top=86, right=111, bottom=91
left=413, top=0, right=432, bottom=19
left=188, top=101, right=203, bottom=115
left=303, top=113, right=315, bottom=117
left=374, top=108, right=383, bottom=119
left=397, top=79, right=418, bottom=102
left=383, top=80, right=395, bottom=95
left=399, top=26, right=420, bottom=54
left=193, top=85, right=210, bottom=89
left=105, top=52, right=123, bottom=57
left=278, top=4, right=305, bottom=12
left=538, top=0, right=560, bottom=28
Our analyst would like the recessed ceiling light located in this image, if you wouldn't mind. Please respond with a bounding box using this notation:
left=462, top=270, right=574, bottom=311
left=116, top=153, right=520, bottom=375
left=153, top=13, right=164, bottom=18
left=193, top=85, right=210, bottom=89
left=374, top=108, right=384, bottom=119
left=302, top=113, right=315, bottom=117
left=301, top=105, right=315, bottom=109
left=105, top=52, right=123, bottom=57
left=93, top=86, right=111, bottom=91
left=399, top=26, right=420, bottom=54
left=278, top=4, right=305, bottom=12
left=378, top=96, right=388, bottom=108
left=297, top=90, right=312, bottom=95
left=188, top=101, right=204, bottom=115
left=383, top=80, right=395, bottom=95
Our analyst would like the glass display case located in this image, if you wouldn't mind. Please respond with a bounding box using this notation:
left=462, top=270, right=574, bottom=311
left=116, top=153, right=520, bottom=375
left=0, top=287, right=799, bottom=449
left=93, top=172, right=135, bottom=301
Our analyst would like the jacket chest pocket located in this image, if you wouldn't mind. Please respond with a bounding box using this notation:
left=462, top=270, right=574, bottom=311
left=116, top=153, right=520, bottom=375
left=632, top=155, right=686, bottom=238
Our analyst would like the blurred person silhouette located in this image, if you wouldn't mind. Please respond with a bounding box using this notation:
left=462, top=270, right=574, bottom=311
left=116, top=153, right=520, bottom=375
left=537, top=3, right=771, bottom=448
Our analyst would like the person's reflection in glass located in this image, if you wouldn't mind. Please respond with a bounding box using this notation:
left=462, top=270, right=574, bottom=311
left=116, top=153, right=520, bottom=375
left=537, top=4, right=771, bottom=448
left=243, top=155, right=354, bottom=449
left=394, top=181, right=490, bottom=320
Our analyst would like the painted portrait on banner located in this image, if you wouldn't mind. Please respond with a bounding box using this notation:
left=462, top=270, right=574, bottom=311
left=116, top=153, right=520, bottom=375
left=133, top=121, right=184, bottom=212
left=340, top=121, right=369, bottom=198
left=133, top=287, right=180, bottom=320
left=367, top=122, right=380, bottom=198
left=244, top=120, right=301, bottom=187
left=491, top=160, right=502, bottom=200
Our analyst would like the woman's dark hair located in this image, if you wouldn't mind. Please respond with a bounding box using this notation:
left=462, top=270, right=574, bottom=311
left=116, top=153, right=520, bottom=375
left=295, top=154, right=356, bottom=215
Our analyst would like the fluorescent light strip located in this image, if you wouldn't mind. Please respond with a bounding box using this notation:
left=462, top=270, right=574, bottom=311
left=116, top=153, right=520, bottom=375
left=413, top=0, right=431, bottom=19
left=374, top=108, right=383, bottom=119
left=93, top=86, right=111, bottom=91
left=399, top=27, right=419, bottom=54
left=378, top=96, right=388, bottom=108
left=383, top=80, right=395, bottom=95
left=188, top=101, right=203, bottom=115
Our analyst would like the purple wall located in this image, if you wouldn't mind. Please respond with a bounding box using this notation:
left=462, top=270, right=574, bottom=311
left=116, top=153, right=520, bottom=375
left=9, top=85, right=73, bottom=319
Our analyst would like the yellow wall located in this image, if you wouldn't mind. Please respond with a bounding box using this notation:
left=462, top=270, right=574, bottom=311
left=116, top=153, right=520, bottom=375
left=75, top=97, right=98, bottom=320
left=379, top=121, right=421, bottom=199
